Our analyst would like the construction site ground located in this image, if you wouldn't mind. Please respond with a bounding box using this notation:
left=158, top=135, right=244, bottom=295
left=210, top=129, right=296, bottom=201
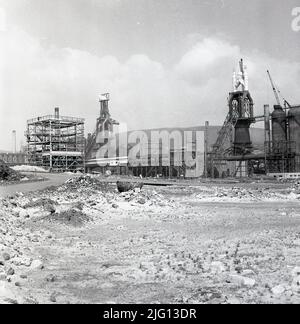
left=0, top=174, right=299, bottom=304
left=0, top=173, right=73, bottom=197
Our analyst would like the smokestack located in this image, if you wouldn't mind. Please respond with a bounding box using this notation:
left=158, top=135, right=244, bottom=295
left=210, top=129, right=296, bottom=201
left=12, top=130, right=16, bottom=153
left=55, top=107, right=60, bottom=119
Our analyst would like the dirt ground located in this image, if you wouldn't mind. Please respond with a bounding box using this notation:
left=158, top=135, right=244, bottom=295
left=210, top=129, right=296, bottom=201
left=0, top=175, right=299, bottom=304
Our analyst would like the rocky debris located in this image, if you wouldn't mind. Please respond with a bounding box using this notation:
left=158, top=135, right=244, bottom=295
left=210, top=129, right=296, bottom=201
left=210, top=261, right=227, bottom=274
left=50, top=292, right=57, bottom=303
left=18, top=209, right=30, bottom=218
left=65, top=175, right=111, bottom=191
left=228, top=274, right=256, bottom=287
left=40, top=209, right=91, bottom=227
left=0, top=282, right=18, bottom=303
left=12, top=256, right=32, bottom=267
left=105, top=170, right=112, bottom=177
left=24, top=198, right=56, bottom=214
left=6, top=267, right=15, bottom=276
left=2, top=253, right=10, bottom=261
left=271, top=285, right=286, bottom=295
left=58, top=175, right=175, bottom=216
left=291, top=266, right=300, bottom=277
left=191, top=185, right=300, bottom=202
left=118, top=189, right=173, bottom=208
left=0, top=271, right=6, bottom=281
left=46, top=274, right=57, bottom=283
left=292, top=276, right=300, bottom=292
left=291, top=267, right=300, bottom=293
left=30, top=260, right=44, bottom=270
left=117, top=181, right=143, bottom=193
left=0, top=195, right=55, bottom=302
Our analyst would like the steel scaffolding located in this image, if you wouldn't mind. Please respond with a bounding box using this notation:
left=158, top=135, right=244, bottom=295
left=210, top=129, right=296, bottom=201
left=26, top=109, right=85, bottom=172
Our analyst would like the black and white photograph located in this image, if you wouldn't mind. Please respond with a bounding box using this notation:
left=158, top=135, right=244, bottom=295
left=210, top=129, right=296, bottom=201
left=0, top=0, right=299, bottom=307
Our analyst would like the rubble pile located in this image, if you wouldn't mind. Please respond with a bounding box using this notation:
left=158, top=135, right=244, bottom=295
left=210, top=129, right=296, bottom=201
left=24, top=198, right=57, bottom=211
left=62, top=175, right=174, bottom=210
left=0, top=195, right=53, bottom=303
left=0, top=160, right=22, bottom=182
left=0, top=175, right=175, bottom=229
left=40, top=209, right=92, bottom=227
left=191, top=186, right=298, bottom=202
left=64, top=175, right=112, bottom=192
left=118, top=188, right=173, bottom=207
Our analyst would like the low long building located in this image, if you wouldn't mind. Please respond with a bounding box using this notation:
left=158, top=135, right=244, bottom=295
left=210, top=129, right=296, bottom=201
left=85, top=124, right=265, bottom=178
left=0, top=152, right=28, bottom=166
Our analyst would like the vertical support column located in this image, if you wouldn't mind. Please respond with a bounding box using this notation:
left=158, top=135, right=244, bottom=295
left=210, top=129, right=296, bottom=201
left=204, top=121, right=209, bottom=178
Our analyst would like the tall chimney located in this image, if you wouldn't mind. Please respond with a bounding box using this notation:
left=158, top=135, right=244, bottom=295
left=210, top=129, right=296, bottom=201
left=55, top=107, right=60, bottom=119
left=12, top=130, right=16, bottom=153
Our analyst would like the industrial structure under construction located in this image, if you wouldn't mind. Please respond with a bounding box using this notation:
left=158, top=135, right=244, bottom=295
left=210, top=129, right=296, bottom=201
left=26, top=108, right=85, bottom=172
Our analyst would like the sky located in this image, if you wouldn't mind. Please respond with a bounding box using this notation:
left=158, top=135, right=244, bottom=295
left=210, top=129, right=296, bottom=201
left=0, top=0, right=300, bottom=151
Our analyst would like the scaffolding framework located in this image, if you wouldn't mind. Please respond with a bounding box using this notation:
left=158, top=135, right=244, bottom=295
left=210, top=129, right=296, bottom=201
left=26, top=111, right=85, bottom=172
left=265, top=140, right=296, bottom=174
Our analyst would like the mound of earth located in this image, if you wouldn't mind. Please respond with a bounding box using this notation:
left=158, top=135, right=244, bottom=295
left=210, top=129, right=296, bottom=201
left=24, top=198, right=57, bottom=214
left=0, top=160, right=22, bottom=182
left=40, top=209, right=91, bottom=227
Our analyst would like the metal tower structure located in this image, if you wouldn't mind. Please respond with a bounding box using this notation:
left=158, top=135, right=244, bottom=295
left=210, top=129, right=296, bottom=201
left=209, top=59, right=255, bottom=177
left=85, top=94, right=119, bottom=161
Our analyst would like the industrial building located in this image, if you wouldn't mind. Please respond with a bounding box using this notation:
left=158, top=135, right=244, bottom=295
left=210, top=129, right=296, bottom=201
left=26, top=108, right=85, bottom=172
left=85, top=94, right=203, bottom=178
left=23, top=59, right=299, bottom=179
left=266, top=104, right=300, bottom=175
left=85, top=92, right=265, bottom=178
left=207, top=59, right=300, bottom=178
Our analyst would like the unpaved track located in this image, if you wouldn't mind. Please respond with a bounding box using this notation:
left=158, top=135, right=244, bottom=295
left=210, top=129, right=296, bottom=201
left=0, top=173, right=76, bottom=197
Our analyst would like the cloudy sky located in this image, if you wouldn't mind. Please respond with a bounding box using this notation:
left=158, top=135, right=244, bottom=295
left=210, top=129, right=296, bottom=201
left=0, top=0, right=300, bottom=151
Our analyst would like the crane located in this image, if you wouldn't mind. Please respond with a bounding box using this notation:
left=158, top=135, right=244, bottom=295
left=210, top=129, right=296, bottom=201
left=267, top=70, right=291, bottom=108
left=267, top=70, right=281, bottom=106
